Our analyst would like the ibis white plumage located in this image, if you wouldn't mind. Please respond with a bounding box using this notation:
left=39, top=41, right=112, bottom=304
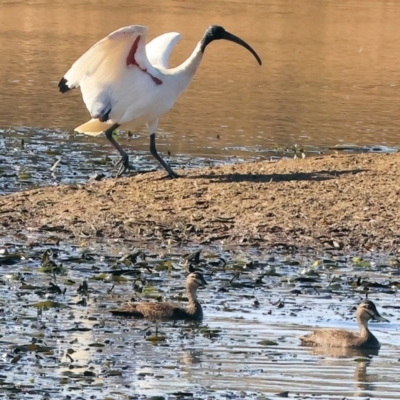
left=59, top=25, right=262, bottom=177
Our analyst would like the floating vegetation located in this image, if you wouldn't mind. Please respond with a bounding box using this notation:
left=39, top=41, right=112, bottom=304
left=14, top=344, right=54, bottom=353
left=146, top=335, right=167, bottom=343
left=30, top=300, right=68, bottom=309
left=257, top=339, right=279, bottom=346
left=352, top=256, right=371, bottom=269
left=199, top=327, right=222, bottom=339
left=0, top=235, right=397, bottom=399
left=0, top=127, right=262, bottom=196
left=273, top=143, right=306, bottom=158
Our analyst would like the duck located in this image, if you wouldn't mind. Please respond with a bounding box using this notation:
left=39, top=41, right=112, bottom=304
left=110, top=272, right=207, bottom=325
left=299, top=300, right=388, bottom=349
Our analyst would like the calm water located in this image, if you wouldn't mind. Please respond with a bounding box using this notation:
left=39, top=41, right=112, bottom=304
left=1, top=0, right=400, bottom=159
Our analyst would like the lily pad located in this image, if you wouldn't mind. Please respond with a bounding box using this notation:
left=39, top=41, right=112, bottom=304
left=30, top=300, right=68, bottom=309
left=146, top=335, right=167, bottom=343
left=257, top=340, right=278, bottom=346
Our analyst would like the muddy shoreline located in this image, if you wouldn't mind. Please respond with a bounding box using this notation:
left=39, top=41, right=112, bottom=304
left=1, top=152, right=399, bottom=253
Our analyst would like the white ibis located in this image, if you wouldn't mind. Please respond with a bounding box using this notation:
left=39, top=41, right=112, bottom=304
left=59, top=25, right=262, bottom=177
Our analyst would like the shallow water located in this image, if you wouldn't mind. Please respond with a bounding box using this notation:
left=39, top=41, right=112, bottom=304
left=0, top=239, right=399, bottom=399
left=0, top=126, right=267, bottom=195
left=1, top=126, right=396, bottom=196
left=1, top=1, right=400, bottom=398
left=1, top=0, right=400, bottom=160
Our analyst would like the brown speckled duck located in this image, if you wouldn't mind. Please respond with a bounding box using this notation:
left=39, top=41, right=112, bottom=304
left=110, top=272, right=207, bottom=322
left=300, top=300, right=388, bottom=349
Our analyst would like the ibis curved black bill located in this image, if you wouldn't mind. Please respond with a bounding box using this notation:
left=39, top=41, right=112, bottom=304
left=222, top=31, right=262, bottom=65
left=201, top=25, right=262, bottom=65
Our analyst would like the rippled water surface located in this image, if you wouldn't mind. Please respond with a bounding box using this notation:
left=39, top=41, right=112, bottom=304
left=1, top=0, right=400, bottom=158
left=1, top=1, right=400, bottom=399
left=0, top=240, right=400, bottom=399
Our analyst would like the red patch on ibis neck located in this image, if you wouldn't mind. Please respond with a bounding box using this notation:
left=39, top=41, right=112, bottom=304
left=126, top=36, right=163, bottom=85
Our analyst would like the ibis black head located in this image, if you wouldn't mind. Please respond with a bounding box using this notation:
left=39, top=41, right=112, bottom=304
left=200, top=25, right=262, bottom=65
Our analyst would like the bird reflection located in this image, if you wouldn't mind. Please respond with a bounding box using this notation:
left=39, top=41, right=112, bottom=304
left=353, top=359, right=376, bottom=396
left=304, top=345, right=379, bottom=398
left=309, top=346, right=379, bottom=358
left=181, top=350, right=203, bottom=366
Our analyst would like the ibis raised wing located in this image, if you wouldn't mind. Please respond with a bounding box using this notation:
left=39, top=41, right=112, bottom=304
left=59, top=25, right=154, bottom=92
left=146, top=32, right=182, bottom=69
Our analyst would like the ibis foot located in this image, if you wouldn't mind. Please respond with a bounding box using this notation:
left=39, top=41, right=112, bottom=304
left=115, top=154, right=131, bottom=177
left=169, top=169, right=180, bottom=179
left=160, top=170, right=180, bottom=180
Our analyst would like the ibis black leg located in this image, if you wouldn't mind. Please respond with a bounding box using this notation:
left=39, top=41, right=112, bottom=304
left=104, top=123, right=130, bottom=176
left=149, top=133, right=179, bottom=178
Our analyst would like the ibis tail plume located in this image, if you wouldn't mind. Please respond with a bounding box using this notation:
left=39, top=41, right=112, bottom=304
left=59, top=24, right=262, bottom=177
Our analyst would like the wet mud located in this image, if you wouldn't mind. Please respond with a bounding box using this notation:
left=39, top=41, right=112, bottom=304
left=1, top=152, right=400, bottom=253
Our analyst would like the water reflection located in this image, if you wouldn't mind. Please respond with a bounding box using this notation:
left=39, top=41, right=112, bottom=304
left=0, top=239, right=400, bottom=398
left=306, top=346, right=379, bottom=397
left=308, top=346, right=380, bottom=358
left=1, top=0, right=400, bottom=161
left=302, top=346, right=380, bottom=397
left=353, top=360, right=376, bottom=398
left=181, top=350, right=203, bottom=366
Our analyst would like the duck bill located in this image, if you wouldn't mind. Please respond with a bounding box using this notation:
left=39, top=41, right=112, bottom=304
left=222, top=31, right=262, bottom=65
left=375, top=313, right=389, bottom=322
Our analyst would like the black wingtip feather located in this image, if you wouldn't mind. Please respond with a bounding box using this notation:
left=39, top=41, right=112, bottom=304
left=58, top=77, right=71, bottom=93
